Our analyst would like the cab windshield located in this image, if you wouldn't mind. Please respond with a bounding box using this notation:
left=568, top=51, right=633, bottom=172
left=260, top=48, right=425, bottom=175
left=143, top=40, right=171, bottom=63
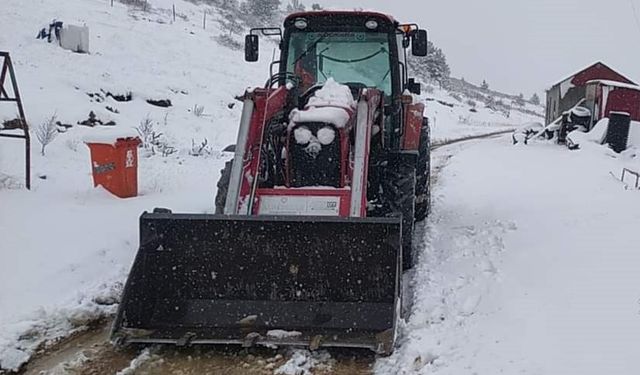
left=286, top=31, right=393, bottom=94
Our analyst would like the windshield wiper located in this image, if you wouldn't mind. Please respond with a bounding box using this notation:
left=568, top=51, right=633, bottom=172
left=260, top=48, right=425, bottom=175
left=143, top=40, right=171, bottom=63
left=291, top=34, right=326, bottom=67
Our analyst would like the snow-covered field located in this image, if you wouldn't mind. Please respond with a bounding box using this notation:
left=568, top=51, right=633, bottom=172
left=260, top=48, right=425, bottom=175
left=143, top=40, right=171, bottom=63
left=378, top=136, right=640, bottom=374
left=1, top=0, right=544, bottom=372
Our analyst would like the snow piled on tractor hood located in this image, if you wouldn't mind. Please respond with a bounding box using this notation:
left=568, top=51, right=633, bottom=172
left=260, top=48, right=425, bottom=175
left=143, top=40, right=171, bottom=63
left=289, top=78, right=355, bottom=129
left=306, top=78, right=356, bottom=109
left=290, top=107, right=351, bottom=129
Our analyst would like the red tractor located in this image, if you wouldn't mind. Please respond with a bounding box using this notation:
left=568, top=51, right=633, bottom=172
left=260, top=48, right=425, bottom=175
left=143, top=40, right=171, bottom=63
left=113, top=11, right=431, bottom=355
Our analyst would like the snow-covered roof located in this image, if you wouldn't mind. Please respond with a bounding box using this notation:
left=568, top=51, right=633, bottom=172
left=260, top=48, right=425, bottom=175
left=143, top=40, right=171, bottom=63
left=548, top=61, right=601, bottom=90
left=586, top=79, right=640, bottom=91
left=547, top=61, right=635, bottom=91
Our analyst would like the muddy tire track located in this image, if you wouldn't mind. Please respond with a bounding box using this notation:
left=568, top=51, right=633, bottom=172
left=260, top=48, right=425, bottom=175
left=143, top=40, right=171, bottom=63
left=22, top=326, right=374, bottom=375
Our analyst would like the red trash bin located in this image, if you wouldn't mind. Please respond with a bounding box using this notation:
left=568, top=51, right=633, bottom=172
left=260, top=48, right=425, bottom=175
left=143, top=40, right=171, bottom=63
left=86, top=137, right=142, bottom=198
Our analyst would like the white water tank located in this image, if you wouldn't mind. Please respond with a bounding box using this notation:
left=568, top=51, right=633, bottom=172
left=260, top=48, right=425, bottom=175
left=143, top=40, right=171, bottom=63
left=60, top=25, right=89, bottom=53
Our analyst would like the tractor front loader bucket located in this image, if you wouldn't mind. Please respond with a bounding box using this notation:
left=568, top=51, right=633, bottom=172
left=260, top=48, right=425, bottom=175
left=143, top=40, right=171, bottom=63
left=112, top=212, right=402, bottom=354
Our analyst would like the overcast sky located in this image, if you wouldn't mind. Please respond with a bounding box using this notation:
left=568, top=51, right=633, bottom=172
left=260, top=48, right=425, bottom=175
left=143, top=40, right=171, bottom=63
left=321, top=0, right=640, bottom=97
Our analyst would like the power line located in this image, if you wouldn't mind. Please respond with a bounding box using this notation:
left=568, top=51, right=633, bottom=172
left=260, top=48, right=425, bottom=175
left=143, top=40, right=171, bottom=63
left=627, top=0, right=640, bottom=37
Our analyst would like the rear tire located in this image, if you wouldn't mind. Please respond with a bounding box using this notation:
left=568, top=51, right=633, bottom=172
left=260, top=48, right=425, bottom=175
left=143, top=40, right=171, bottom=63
left=384, top=156, right=416, bottom=270
left=215, top=159, right=233, bottom=214
left=414, top=118, right=431, bottom=222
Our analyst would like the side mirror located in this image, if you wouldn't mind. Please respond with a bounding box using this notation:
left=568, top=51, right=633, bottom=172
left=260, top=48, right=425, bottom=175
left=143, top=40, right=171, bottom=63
left=245, top=34, right=259, bottom=62
left=412, top=30, right=428, bottom=57
left=407, top=78, right=421, bottom=95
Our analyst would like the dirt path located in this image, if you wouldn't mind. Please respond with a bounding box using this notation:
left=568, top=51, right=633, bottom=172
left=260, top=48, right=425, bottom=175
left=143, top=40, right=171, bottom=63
left=17, top=131, right=509, bottom=375
left=21, top=325, right=374, bottom=375
left=431, top=129, right=514, bottom=150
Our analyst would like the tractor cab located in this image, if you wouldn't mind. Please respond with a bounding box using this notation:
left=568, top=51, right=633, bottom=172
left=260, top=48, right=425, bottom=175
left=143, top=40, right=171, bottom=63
left=243, top=12, right=428, bottom=188
left=246, top=11, right=427, bottom=99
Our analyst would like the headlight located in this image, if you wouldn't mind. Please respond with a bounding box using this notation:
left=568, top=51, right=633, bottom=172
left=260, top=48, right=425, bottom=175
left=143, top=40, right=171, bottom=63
left=365, top=19, right=378, bottom=30
left=294, top=18, right=308, bottom=30
left=317, top=127, right=336, bottom=145
left=294, top=126, right=312, bottom=144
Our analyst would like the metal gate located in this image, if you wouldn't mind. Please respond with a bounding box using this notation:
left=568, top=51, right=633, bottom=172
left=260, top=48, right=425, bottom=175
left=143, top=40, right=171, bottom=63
left=0, top=51, right=30, bottom=189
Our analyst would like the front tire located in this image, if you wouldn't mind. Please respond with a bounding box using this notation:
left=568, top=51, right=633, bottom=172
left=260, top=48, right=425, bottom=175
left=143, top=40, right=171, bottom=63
left=215, top=159, right=233, bottom=214
left=384, top=155, right=417, bottom=270
left=415, top=118, right=431, bottom=222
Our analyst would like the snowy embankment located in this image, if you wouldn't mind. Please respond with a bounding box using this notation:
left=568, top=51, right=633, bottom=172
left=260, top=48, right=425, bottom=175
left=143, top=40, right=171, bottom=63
left=424, top=86, right=542, bottom=143
left=378, top=137, right=640, bottom=374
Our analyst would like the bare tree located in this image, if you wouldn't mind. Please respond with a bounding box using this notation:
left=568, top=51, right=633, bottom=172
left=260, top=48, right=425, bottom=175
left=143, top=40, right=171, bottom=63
left=190, top=138, right=212, bottom=156
left=530, top=93, right=541, bottom=106
left=136, top=115, right=157, bottom=148
left=135, top=115, right=175, bottom=157
left=192, top=104, right=206, bottom=117
left=35, top=114, right=58, bottom=156
left=408, top=41, right=450, bottom=88
left=243, top=0, right=281, bottom=26
left=286, top=0, right=305, bottom=12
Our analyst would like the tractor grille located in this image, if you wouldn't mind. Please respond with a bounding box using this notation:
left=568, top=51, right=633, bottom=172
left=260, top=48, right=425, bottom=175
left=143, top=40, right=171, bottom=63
left=289, top=122, right=341, bottom=187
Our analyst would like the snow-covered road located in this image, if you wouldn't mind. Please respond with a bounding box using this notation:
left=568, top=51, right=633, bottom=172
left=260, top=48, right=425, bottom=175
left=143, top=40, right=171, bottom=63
left=379, top=137, right=640, bottom=374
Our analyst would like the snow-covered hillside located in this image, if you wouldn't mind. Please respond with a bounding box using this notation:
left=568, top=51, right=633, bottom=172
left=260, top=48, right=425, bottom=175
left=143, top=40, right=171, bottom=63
left=0, top=0, right=543, bottom=372
left=423, top=84, right=542, bottom=141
